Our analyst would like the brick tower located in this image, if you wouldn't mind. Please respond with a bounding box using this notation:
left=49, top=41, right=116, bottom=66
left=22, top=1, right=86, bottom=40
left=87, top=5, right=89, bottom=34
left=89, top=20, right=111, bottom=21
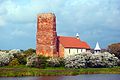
left=36, top=13, right=58, bottom=57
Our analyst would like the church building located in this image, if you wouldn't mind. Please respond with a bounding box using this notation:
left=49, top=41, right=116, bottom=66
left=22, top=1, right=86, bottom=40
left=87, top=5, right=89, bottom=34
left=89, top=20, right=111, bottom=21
left=36, top=13, right=90, bottom=58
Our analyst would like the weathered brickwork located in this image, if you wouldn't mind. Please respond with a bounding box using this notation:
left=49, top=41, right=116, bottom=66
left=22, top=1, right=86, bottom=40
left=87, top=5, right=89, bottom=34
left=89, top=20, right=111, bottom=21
left=58, top=43, right=64, bottom=57
left=36, top=13, right=58, bottom=57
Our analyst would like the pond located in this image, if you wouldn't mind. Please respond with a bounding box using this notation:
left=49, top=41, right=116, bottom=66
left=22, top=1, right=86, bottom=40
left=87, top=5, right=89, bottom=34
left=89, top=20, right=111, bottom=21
left=0, top=74, right=120, bottom=80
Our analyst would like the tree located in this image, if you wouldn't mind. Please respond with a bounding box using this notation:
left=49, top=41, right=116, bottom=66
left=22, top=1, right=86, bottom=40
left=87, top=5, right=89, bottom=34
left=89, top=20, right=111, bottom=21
left=23, top=48, right=36, bottom=57
left=108, top=43, right=120, bottom=59
left=13, top=53, right=27, bottom=65
left=9, top=58, right=20, bottom=66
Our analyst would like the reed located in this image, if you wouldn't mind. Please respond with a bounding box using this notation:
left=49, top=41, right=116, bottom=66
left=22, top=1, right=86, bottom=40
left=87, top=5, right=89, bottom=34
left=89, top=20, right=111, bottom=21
left=0, top=65, right=120, bottom=77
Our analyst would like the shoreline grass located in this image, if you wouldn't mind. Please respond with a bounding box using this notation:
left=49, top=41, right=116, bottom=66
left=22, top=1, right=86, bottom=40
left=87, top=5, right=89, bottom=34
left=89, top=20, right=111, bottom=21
left=0, top=65, right=120, bottom=77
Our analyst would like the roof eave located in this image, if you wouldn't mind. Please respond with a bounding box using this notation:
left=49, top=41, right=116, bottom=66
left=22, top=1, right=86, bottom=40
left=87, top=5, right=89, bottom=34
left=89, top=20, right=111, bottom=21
left=64, top=47, right=90, bottom=49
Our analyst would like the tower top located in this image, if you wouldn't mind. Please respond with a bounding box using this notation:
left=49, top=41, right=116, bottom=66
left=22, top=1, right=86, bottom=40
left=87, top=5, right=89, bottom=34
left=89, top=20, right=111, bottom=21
left=94, top=42, right=101, bottom=50
left=76, top=33, right=79, bottom=39
left=37, top=13, right=55, bottom=18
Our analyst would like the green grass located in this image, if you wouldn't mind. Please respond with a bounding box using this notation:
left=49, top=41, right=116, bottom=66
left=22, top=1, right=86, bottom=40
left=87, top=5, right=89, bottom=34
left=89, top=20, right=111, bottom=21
left=0, top=65, right=120, bottom=77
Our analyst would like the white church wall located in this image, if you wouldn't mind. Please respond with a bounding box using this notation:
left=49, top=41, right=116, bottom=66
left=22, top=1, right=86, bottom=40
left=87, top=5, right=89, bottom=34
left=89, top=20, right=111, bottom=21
left=64, top=48, right=88, bottom=58
left=82, top=49, right=86, bottom=52
left=64, top=48, right=69, bottom=58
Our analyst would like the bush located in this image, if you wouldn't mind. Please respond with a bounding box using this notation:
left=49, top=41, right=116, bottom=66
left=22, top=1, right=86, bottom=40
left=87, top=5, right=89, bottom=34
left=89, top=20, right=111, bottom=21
left=65, top=52, right=92, bottom=68
left=0, top=49, right=24, bottom=66
left=88, top=52, right=119, bottom=68
left=47, top=57, right=65, bottom=67
left=26, top=54, right=49, bottom=68
left=9, top=58, right=20, bottom=66
left=9, top=49, right=21, bottom=54
left=0, top=52, right=14, bottom=66
left=13, top=53, right=27, bottom=65
left=26, top=53, right=36, bottom=67
left=65, top=52, right=119, bottom=68
left=23, top=48, right=36, bottom=57
left=108, top=43, right=120, bottom=59
left=9, top=48, right=36, bottom=65
left=118, top=60, right=120, bottom=66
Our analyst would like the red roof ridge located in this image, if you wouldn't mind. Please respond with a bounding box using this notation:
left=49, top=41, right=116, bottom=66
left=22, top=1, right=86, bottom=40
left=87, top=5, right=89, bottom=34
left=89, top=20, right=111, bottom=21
left=58, top=36, right=77, bottom=38
left=58, top=36, right=81, bottom=41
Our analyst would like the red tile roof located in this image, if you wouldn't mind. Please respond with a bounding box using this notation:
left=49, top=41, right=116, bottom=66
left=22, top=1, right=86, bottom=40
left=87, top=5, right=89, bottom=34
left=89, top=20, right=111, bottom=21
left=57, top=36, right=90, bottom=49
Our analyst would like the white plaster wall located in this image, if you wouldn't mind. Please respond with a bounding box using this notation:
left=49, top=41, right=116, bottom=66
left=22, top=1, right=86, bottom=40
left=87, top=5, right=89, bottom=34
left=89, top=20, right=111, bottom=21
left=78, top=49, right=82, bottom=53
left=82, top=49, right=86, bottom=52
left=70, top=48, right=77, bottom=55
left=64, top=48, right=88, bottom=58
left=86, top=50, right=91, bottom=52
left=64, top=48, right=69, bottom=58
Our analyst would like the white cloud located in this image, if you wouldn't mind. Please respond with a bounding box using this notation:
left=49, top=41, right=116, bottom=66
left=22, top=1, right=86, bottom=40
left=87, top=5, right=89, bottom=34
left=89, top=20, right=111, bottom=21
left=0, top=16, right=6, bottom=27
left=11, top=29, right=29, bottom=37
left=0, top=0, right=120, bottom=49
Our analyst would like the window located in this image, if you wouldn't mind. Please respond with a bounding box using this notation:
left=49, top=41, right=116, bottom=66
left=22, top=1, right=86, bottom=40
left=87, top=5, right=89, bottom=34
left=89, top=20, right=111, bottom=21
left=77, top=49, right=78, bottom=53
left=69, top=49, right=70, bottom=54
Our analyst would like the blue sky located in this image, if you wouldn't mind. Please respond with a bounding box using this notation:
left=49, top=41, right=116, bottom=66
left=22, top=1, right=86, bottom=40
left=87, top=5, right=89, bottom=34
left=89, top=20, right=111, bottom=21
left=0, top=0, right=120, bottom=50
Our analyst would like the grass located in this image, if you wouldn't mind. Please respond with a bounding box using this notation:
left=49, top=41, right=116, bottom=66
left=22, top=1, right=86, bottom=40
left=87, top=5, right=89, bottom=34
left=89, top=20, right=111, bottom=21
left=0, top=65, right=120, bottom=77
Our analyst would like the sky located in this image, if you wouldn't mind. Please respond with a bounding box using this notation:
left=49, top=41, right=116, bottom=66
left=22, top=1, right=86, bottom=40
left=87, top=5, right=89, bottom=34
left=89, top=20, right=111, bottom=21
left=0, top=0, right=120, bottom=50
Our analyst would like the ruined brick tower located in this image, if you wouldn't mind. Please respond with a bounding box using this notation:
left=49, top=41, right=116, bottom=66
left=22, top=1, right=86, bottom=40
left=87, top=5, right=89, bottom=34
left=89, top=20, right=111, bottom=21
left=36, top=13, right=58, bottom=57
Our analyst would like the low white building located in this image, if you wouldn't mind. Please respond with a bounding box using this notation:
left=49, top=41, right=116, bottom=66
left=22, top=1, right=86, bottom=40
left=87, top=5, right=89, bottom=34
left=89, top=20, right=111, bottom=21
left=58, top=33, right=91, bottom=58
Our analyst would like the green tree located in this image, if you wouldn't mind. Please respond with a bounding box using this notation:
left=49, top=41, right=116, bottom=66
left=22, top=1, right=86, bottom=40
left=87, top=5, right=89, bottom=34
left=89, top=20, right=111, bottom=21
left=108, top=43, right=120, bottom=59
left=23, top=48, right=36, bottom=57
left=13, top=53, right=27, bottom=65
left=9, top=58, right=20, bottom=66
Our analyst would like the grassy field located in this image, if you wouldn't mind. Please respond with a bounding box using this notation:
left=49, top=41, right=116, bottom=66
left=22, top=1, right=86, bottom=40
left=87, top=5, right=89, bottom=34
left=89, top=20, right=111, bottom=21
left=0, top=65, right=120, bottom=77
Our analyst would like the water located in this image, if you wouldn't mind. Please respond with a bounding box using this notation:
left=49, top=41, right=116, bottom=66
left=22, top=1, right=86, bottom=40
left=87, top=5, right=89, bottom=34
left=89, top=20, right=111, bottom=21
left=0, top=74, right=120, bottom=80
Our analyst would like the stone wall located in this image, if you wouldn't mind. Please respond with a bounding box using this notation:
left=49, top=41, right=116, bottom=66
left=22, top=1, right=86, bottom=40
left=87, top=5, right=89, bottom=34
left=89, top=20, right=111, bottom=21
left=36, top=13, right=58, bottom=57
left=58, top=43, right=64, bottom=57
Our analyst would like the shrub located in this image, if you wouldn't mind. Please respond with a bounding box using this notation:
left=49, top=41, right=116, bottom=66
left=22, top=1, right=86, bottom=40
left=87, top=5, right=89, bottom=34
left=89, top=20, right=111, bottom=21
left=13, top=53, right=27, bottom=65
left=0, top=52, right=14, bottom=66
left=26, top=54, right=49, bottom=68
left=0, top=49, right=23, bottom=66
left=23, top=48, right=36, bottom=57
left=9, top=49, right=21, bottom=54
left=9, top=49, right=35, bottom=65
left=26, top=53, right=36, bottom=67
left=65, top=52, right=92, bottom=68
left=47, top=57, right=65, bottom=67
left=9, top=58, right=20, bottom=66
left=65, top=52, right=119, bottom=68
left=88, top=52, right=119, bottom=68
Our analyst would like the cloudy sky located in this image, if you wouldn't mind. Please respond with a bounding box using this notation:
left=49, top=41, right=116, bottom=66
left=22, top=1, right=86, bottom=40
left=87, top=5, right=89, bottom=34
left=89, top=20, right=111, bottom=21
left=0, top=0, right=120, bottom=50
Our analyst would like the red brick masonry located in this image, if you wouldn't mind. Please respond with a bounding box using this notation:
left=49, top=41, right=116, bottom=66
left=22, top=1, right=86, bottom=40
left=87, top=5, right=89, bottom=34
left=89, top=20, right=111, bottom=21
left=36, top=13, right=58, bottom=57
